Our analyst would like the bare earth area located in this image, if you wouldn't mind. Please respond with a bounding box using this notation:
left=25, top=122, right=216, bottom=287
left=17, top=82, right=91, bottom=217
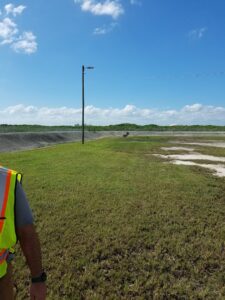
left=172, top=161, right=225, bottom=177
left=161, top=146, right=195, bottom=151
left=173, top=141, right=225, bottom=148
left=155, top=153, right=225, bottom=162
left=154, top=142, right=225, bottom=178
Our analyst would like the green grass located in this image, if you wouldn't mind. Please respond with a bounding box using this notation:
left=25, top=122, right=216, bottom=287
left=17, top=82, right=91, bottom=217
left=1, top=136, right=225, bottom=299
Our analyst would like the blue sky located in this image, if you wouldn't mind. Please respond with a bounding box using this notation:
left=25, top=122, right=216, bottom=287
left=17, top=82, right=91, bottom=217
left=0, top=0, right=225, bottom=125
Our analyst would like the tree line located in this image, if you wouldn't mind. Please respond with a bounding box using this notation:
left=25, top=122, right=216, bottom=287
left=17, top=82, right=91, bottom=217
left=0, top=123, right=225, bottom=133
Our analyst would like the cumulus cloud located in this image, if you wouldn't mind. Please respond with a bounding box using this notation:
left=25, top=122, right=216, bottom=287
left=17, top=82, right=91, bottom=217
left=0, top=17, right=18, bottom=44
left=188, top=27, right=207, bottom=40
left=11, top=31, right=37, bottom=54
left=74, top=0, right=124, bottom=19
left=182, top=103, right=203, bottom=113
left=4, top=3, right=26, bottom=16
left=1, top=103, right=225, bottom=126
left=0, top=3, right=37, bottom=54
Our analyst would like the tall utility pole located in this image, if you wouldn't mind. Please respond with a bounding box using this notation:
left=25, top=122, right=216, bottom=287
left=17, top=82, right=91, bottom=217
left=82, top=65, right=85, bottom=144
left=82, top=65, right=94, bottom=144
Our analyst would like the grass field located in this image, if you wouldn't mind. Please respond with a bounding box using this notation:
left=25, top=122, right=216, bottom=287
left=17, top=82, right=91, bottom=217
left=1, top=136, right=225, bottom=299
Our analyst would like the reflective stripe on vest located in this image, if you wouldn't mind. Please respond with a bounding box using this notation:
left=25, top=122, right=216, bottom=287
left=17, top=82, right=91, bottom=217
left=0, top=167, right=22, bottom=278
left=0, top=249, right=9, bottom=264
left=0, top=169, right=12, bottom=233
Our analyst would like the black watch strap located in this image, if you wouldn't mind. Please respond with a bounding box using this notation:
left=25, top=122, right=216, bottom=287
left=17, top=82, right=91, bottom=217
left=31, top=271, right=47, bottom=283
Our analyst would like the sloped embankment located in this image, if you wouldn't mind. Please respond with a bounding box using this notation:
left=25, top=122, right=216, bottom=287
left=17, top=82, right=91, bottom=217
left=1, top=131, right=225, bottom=153
left=0, top=131, right=124, bottom=152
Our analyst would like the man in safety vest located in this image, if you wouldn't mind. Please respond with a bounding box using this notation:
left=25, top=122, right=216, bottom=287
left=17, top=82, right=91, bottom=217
left=0, top=166, right=47, bottom=299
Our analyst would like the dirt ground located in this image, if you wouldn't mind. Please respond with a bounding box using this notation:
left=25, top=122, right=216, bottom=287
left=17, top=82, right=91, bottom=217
left=154, top=142, right=225, bottom=177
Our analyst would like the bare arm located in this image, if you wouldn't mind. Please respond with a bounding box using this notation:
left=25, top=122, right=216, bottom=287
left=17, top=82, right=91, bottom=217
left=17, top=224, right=43, bottom=277
left=17, top=224, right=47, bottom=300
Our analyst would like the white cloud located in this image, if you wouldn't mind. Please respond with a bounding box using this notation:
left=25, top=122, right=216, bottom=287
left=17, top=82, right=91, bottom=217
left=0, top=17, right=18, bottom=43
left=5, top=3, right=26, bottom=16
left=11, top=31, right=37, bottom=54
left=93, top=22, right=117, bottom=35
left=182, top=103, right=203, bottom=113
left=0, top=3, right=37, bottom=54
left=188, top=27, right=207, bottom=40
left=74, top=0, right=124, bottom=19
left=1, top=103, right=225, bottom=126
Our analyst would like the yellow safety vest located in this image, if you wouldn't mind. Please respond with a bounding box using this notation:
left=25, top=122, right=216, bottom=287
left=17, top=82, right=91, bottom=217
left=0, top=166, right=22, bottom=278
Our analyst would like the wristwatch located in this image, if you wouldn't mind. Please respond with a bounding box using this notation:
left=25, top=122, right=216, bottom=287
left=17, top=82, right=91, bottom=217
left=31, top=271, right=47, bottom=283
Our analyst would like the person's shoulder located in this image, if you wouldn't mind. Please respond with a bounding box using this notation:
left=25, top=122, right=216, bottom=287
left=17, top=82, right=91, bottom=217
left=16, top=180, right=24, bottom=193
left=15, top=180, right=34, bottom=227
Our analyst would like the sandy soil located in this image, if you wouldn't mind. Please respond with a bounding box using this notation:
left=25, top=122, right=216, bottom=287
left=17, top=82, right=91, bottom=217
left=173, top=142, right=225, bottom=148
left=155, top=153, right=225, bottom=162
left=172, top=160, right=225, bottom=177
left=161, top=147, right=195, bottom=151
left=154, top=143, right=225, bottom=178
